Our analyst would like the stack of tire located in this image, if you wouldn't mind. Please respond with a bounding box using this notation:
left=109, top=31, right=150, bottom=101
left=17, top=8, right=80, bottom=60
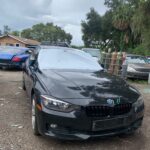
left=101, top=51, right=125, bottom=76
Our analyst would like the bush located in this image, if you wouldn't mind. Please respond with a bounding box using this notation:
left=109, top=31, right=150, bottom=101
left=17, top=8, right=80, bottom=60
left=127, top=44, right=150, bottom=56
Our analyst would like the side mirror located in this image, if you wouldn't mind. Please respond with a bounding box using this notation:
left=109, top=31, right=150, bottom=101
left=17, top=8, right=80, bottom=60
left=26, top=49, right=33, bottom=54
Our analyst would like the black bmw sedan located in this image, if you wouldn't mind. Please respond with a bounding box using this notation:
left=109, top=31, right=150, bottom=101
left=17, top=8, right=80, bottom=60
left=22, top=46, right=144, bottom=140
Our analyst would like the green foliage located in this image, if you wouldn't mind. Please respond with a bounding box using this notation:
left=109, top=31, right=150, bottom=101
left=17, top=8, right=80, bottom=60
left=0, top=30, right=2, bottom=36
left=11, top=31, right=20, bottom=36
left=3, top=25, right=11, bottom=35
left=128, top=44, right=150, bottom=56
left=81, top=8, right=102, bottom=48
left=21, top=28, right=32, bottom=39
left=81, top=0, right=150, bottom=55
left=131, top=0, right=150, bottom=52
left=22, top=23, right=72, bottom=44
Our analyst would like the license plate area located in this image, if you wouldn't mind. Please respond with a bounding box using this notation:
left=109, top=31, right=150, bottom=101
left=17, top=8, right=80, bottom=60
left=92, top=116, right=130, bottom=131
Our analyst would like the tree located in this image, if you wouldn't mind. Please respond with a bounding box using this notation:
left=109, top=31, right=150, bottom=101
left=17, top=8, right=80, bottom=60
left=113, top=4, right=133, bottom=50
left=81, top=7, right=129, bottom=50
left=132, top=0, right=150, bottom=49
left=105, top=0, right=140, bottom=10
left=21, top=23, right=72, bottom=44
left=104, top=0, right=150, bottom=55
left=0, top=30, right=2, bottom=36
left=3, top=25, right=11, bottom=35
left=11, top=31, right=20, bottom=36
left=81, top=8, right=102, bottom=48
left=100, top=11, right=115, bottom=49
left=104, top=0, right=122, bottom=10
left=21, top=28, right=32, bottom=39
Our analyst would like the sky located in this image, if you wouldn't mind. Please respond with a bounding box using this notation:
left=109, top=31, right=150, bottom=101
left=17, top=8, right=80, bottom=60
left=0, top=0, right=107, bottom=46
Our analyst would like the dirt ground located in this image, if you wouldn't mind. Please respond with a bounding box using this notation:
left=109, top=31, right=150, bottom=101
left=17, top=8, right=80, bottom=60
left=0, top=70, right=150, bottom=150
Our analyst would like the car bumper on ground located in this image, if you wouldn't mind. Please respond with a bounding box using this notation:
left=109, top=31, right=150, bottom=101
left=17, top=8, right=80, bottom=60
left=127, top=71, right=149, bottom=79
left=36, top=105, right=144, bottom=140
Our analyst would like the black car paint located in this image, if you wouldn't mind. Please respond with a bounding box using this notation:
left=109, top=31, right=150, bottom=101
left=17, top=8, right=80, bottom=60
left=35, top=69, right=140, bottom=104
left=23, top=54, right=144, bottom=140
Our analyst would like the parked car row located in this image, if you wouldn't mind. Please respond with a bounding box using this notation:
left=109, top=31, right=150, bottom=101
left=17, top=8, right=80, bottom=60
left=0, top=45, right=145, bottom=140
left=0, top=46, right=150, bottom=80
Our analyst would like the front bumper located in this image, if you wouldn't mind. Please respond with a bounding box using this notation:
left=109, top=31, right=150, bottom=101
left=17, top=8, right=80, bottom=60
left=36, top=105, right=144, bottom=140
left=127, top=71, right=149, bottom=79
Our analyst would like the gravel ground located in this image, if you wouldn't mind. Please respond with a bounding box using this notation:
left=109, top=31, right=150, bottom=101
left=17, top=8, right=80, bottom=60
left=0, top=70, right=150, bottom=150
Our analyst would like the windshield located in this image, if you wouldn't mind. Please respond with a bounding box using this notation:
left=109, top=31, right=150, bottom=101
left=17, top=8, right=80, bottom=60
left=38, top=48, right=102, bottom=71
left=126, top=56, right=148, bottom=64
left=0, top=47, right=26, bottom=54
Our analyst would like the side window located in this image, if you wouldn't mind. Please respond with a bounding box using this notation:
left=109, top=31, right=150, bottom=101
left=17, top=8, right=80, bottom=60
left=16, top=43, right=20, bottom=47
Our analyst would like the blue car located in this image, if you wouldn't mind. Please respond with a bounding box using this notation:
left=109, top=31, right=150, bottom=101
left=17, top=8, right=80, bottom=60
left=0, top=46, right=31, bottom=69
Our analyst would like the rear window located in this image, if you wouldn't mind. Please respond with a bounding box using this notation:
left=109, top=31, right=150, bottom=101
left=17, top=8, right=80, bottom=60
left=38, top=48, right=102, bottom=71
left=0, top=47, right=27, bottom=54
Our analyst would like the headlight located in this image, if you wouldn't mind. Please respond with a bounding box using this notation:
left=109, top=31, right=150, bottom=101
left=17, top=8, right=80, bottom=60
left=127, top=66, right=136, bottom=72
left=41, top=95, right=78, bottom=112
left=133, top=95, right=144, bottom=112
left=134, top=95, right=144, bottom=107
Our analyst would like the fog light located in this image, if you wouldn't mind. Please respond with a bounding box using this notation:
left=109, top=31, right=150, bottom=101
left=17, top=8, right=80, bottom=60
left=50, top=124, right=58, bottom=129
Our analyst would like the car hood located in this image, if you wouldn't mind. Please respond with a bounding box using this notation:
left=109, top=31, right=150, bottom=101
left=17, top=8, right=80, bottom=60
left=38, top=69, right=140, bottom=106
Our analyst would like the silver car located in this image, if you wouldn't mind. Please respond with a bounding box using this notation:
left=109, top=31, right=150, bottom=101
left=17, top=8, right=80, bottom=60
left=126, top=54, right=150, bottom=79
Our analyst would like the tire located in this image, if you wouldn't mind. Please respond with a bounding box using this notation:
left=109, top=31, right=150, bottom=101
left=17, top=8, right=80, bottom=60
left=32, top=96, right=40, bottom=136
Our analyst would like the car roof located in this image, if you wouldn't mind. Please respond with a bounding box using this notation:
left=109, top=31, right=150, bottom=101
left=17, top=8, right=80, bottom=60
left=34, top=46, right=85, bottom=57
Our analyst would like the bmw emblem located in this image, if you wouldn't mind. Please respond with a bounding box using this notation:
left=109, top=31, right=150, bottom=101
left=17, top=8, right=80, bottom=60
left=107, top=99, right=115, bottom=107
